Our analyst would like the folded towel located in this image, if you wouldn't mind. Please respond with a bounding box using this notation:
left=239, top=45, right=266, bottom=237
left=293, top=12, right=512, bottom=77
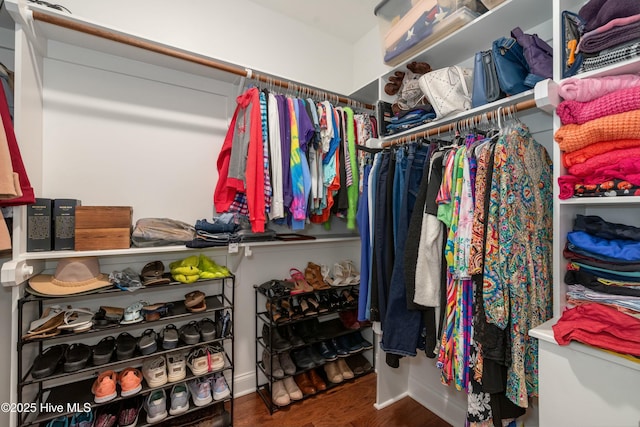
left=563, top=139, right=640, bottom=168
left=578, top=14, right=640, bottom=53
left=554, top=110, right=640, bottom=153
left=579, top=0, right=640, bottom=32
left=558, top=73, right=640, bottom=102
left=569, top=148, right=640, bottom=176
left=557, top=85, right=640, bottom=125
left=579, top=40, right=640, bottom=73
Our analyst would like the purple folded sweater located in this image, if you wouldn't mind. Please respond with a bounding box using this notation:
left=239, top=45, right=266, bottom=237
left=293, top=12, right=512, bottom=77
left=579, top=0, right=640, bottom=32
left=557, top=85, right=640, bottom=125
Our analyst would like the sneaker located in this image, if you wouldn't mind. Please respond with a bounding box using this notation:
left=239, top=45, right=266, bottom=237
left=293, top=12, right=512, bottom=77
left=144, top=389, right=168, bottom=424
left=166, top=351, right=186, bottom=382
left=142, top=356, right=167, bottom=387
left=118, top=367, right=143, bottom=397
left=169, top=382, right=190, bottom=415
left=93, top=403, right=118, bottom=427
left=188, top=377, right=213, bottom=407
left=117, top=396, right=142, bottom=427
left=70, top=410, right=93, bottom=427
left=91, top=370, right=117, bottom=403
left=212, top=373, right=231, bottom=401
left=187, top=345, right=224, bottom=375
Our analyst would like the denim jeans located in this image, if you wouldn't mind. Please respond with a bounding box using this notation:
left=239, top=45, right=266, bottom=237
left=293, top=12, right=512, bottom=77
left=357, top=164, right=371, bottom=321
left=392, top=148, right=407, bottom=249
left=382, top=143, right=431, bottom=356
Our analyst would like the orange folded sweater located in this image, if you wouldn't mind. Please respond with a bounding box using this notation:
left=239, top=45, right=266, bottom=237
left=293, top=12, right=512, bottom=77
left=562, top=138, right=640, bottom=168
left=554, top=109, right=640, bottom=153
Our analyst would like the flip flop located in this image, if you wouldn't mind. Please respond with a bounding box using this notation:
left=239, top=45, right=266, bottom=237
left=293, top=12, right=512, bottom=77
left=28, top=305, right=63, bottom=332
left=57, top=308, right=94, bottom=331
left=32, top=344, right=68, bottom=379
left=184, top=290, right=206, bottom=308
left=63, top=343, right=92, bottom=372
left=116, top=332, right=137, bottom=361
left=92, top=336, right=116, bottom=366
left=22, top=311, right=65, bottom=340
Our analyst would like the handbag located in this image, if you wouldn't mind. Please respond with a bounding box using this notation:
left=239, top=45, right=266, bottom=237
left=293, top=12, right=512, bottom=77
left=511, top=27, right=553, bottom=79
left=472, top=50, right=504, bottom=108
left=561, top=10, right=585, bottom=78
left=492, top=36, right=531, bottom=95
left=418, top=66, right=473, bottom=119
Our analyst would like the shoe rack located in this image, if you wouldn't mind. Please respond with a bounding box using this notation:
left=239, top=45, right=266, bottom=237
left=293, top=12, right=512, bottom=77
left=254, top=278, right=375, bottom=414
left=15, top=268, right=235, bottom=427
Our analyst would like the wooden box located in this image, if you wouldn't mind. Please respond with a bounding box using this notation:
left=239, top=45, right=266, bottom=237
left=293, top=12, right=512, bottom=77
left=74, top=206, right=132, bottom=250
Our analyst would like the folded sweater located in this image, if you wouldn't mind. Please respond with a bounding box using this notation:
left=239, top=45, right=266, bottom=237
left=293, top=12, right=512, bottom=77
left=557, top=85, right=640, bottom=125
left=568, top=147, right=640, bottom=176
left=557, top=73, right=640, bottom=102
left=563, top=138, right=640, bottom=168
left=554, top=109, right=640, bottom=153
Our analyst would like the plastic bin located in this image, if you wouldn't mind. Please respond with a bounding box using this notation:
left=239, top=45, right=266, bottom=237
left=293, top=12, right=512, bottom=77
left=379, top=5, right=481, bottom=66
left=480, top=0, right=507, bottom=9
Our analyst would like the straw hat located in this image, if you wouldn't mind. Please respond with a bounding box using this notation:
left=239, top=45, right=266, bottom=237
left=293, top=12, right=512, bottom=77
left=28, top=257, right=112, bottom=297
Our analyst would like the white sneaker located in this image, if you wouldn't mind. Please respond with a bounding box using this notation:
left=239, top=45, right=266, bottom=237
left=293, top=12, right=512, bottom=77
left=142, top=356, right=167, bottom=387
left=169, top=382, right=190, bottom=415
left=188, top=377, right=213, bottom=407
left=212, top=373, right=231, bottom=400
left=167, top=351, right=186, bottom=383
left=144, top=389, right=168, bottom=424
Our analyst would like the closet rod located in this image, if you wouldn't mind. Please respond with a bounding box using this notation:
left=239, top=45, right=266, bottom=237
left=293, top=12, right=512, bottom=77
left=382, top=98, right=538, bottom=148
left=31, top=10, right=375, bottom=111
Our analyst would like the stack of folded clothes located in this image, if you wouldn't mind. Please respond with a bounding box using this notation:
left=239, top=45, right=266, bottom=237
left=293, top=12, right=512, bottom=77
left=386, top=104, right=436, bottom=135
left=576, top=0, right=640, bottom=73
left=553, top=214, right=640, bottom=358
left=555, top=76, right=640, bottom=199
left=186, top=214, right=277, bottom=248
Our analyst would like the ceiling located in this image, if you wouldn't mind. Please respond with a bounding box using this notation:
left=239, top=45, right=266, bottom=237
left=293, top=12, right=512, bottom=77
left=246, top=0, right=380, bottom=43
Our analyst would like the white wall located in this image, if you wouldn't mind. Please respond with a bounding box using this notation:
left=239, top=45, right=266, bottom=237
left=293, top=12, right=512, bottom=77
left=52, top=0, right=356, bottom=96
left=352, top=26, right=390, bottom=97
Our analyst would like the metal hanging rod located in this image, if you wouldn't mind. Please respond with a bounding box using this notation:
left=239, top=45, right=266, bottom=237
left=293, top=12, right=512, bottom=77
left=31, top=10, right=375, bottom=111
left=382, top=98, right=538, bottom=148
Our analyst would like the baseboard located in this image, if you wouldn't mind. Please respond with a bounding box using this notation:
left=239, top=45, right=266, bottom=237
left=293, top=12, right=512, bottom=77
left=373, top=391, right=409, bottom=410
left=408, top=377, right=466, bottom=426
left=232, top=371, right=257, bottom=398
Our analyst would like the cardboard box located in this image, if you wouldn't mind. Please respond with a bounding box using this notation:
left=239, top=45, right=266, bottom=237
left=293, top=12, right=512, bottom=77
left=74, top=206, right=132, bottom=250
left=53, top=199, right=81, bottom=251
left=27, top=198, right=52, bottom=252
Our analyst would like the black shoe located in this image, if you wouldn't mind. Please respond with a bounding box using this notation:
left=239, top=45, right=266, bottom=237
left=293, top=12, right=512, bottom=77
left=345, top=333, right=364, bottom=353
left=314, top=341, right=338, bottom=361
left=352, top=330, right=373, bottom=350
left=262, top=324, right=292, bottom=352
left=291, top=348, right=315, bottom=369
left=293, top=320, right=314, bottom=343
left=282, top=325, right=305, bottom=348
left=308, top=318, right=327, bottom=341
left=331, top=337, right=349, bottom=357
left=307, top=347, right=325, bottom=366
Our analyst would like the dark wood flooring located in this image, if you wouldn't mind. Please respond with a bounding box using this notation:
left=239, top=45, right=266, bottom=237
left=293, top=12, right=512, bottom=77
left=233, top=373, right=452, bottom=427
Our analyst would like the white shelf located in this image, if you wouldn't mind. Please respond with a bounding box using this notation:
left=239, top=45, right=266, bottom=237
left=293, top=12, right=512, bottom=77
left=380, top=0, right=553, bottom=77
left=530, top=318, right=640, bottom=372
left=559, top=196, right=640, bottom=206
left=381, top=89, right=535, bottom=142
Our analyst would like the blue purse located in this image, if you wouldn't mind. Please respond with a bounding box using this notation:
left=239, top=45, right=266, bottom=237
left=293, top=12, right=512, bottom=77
left=472, top=50, right=504, bottom=108
left=471, top=51, right=487, bottom=108
left=492, top=36, right=532, bottom=95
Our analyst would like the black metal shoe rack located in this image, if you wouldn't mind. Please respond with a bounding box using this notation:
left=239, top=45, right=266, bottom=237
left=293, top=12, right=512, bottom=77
left=254, top=282, right=375, bottom=414
left=16, top=273, right=236, bottom=427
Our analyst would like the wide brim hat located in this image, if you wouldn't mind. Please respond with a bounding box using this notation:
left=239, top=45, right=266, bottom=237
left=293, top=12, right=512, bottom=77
left=28, top=256, right=113, bottom=297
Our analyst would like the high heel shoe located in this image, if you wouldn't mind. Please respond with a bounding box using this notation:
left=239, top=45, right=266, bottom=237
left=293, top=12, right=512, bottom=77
left=288, top=268, right=314, bottom=293
left=305, top=262, right=331, bottom=291
left=298, top=297, right=318, bottom=317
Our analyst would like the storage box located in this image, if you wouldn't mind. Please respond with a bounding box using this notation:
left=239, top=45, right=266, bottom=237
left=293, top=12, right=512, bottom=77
left=74, top=206, right=132, bottom=250
left=26, top=198, right=52, bottom=252
left=480, top=0, right=506, bottom=10
left=53, top=199, right=81, bottom=251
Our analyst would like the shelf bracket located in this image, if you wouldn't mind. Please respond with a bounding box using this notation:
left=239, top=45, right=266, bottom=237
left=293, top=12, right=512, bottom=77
left=534, top=78, right=560, bottom=115
left=1, top=258, right=44, bottom=287
left=6, top=0, right=46, bottom=55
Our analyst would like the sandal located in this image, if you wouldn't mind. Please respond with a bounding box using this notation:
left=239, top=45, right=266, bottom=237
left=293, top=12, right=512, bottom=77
left=340, top=260, right=361, bottom=285
left=299, top=297, right=317, bottom=317
left=266, top=300, right=288, bottom=324
left=160, top=324, right=179, bottom=350
left=288, top=268, right=314, bottom=293
left=120, top=301, right=147, bottom=325
left=331, top=263, right=350, bottom=287
left=304, top=262, right=331, bottom=291
left=22, top=310, right=65, bottom=341
left=179, top=321, right=201, bottom=345
left=115, top=332, right=137, bottom=360
left=27, top=305, right=63, bottom=333
left=57, top=308, right=94, bottom=332
left=197, top=318, right=217, bottom=341
left=63, top=343, right=92, bottom=372
left=32, top=344, right=68, bottom=378
left=185, top=290, right=207, bottom=313
left=92, top=336, right=116, bottom=366
left=138, top=329, right=158, bottom=355
left=142, top=302, right=173, bottom=321
left=141, top=260, right=170, bottom=286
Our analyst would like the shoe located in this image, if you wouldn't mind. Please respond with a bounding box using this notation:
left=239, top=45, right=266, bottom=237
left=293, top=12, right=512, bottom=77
left=32, top=344, right=67, bottom=379
left=188, top=377, right=213, bottom=407
left=92, top=336, right=115, bottom=366
left=291, top=348, right=315, bottom=370
left=282, top=325, right=305, bottom=347
left=337, top=358, right=354, bottom=380
left=344, top=333, right=364, bottom=353
left=293, top=372, right=316, bottom=395
left=70, top=410, right=93, bottom=427
left=142, top=356, right=167, bottom=387
left=308, top=318, right=327, bottom=340
left=279, top=351, right=297, bottom=376
left=137, top=329, right=158, bottom=356
left=63, top=343, right=91, bottom=373
left=314, top=341, right=338, bottom=361
left=161, top=324, right=180, bottom=350
left=93, top=403, right=118, bottom=427
left=262, top=324, right=292, bottom=352
left=346, top=354, right=372, bottom=375
left=187, top=345, right=224, bottom=375
left=91, top=370, right=118, bottom=403
left=198, top=317, right=217, bottom=341
left=144, top=389, right=168, bottom=424
left=179, top=321, right=201, bottom=345
left=292, top=320, right=313, bottom=343
left=283, top=376, right=303, bottom=401
left=352, top=330, right=373, bottom=350
left=167, top=351, right=187, bottom=382
left=47, top=416, right=68, bottom=427
left=217, top=310, right=232, bottom=338
left=115, top=332, right=137, bottom=361
left=339, top=309, right=360, bottom=330
left=117, top=396, right=142, bottom=427
left=331, top=337, right=349, bottom=357
left=307, top=347, right=325, bottom=366
left=212, top=373, right=231, bottom=400
left=262, top=348, right=284, bottom=378
left=324, top=361, right=343, bottom=384
left=305, top=262, right=331, bottom=290
left=118, top=367, right=143, bottom=397
left=308, top=369, right=327, bottom=391
left=169, top=383, right=190, bottom=415
left=271, top=380, right=290, bottom=407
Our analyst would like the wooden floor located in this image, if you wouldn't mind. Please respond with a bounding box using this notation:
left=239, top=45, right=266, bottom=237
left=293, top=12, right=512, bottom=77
left=233, top=373, right=453, bottom=427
